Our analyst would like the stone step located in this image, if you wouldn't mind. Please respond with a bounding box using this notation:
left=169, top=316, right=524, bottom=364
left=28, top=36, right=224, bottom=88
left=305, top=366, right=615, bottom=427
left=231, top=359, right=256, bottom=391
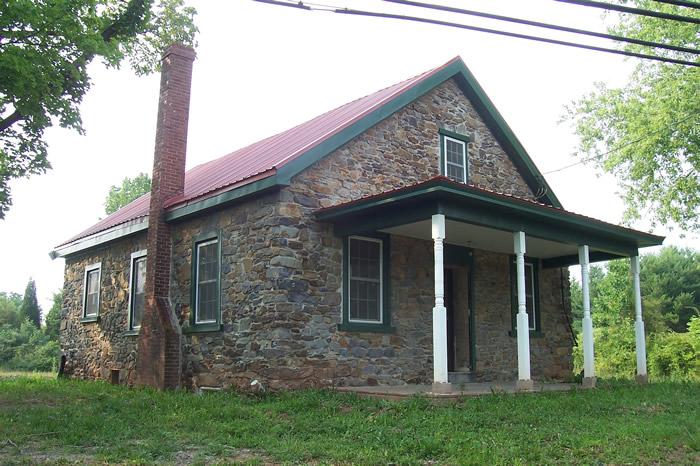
left=448, top=371, right=477, bottom=384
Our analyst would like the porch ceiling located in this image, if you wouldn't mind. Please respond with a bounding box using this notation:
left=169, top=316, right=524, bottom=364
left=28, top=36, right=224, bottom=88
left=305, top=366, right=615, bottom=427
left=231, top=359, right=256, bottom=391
left=381, top=219, right=578, bottom=259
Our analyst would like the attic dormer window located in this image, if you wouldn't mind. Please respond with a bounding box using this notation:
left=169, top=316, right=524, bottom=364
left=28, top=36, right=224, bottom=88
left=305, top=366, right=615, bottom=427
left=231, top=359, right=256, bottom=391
left=439, top=129, right=469, bottom=183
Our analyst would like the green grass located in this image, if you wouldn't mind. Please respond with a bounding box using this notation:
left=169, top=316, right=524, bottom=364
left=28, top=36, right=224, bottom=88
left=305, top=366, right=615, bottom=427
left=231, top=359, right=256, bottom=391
left=0, top=376, right=698, bottom=465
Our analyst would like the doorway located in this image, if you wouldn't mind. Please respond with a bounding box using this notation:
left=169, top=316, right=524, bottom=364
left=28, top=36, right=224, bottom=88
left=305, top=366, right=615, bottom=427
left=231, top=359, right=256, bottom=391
left=445, top=266, right=471, bottom=372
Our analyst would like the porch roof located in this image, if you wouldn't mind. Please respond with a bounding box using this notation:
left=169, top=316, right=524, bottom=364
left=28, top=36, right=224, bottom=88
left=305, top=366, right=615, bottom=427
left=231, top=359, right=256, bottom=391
left=315, top=177, right=664, bottom=267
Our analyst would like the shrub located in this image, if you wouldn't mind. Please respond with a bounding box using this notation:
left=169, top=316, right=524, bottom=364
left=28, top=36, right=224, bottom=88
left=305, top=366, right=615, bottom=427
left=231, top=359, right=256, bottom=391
left=649, top=316, right=700, bottom=381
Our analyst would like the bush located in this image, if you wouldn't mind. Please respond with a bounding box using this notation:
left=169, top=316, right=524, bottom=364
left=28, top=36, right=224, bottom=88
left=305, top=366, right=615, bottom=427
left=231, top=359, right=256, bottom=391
left=0, top=319, right=60, bottom=372
left=649, top=316, right=700, bottom=381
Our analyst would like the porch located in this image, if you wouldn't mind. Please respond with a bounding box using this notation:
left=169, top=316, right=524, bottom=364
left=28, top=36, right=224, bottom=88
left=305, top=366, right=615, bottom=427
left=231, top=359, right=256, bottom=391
left=316, top=177, right=664, bottom=390
left=336, top=381, right=575, bottom=401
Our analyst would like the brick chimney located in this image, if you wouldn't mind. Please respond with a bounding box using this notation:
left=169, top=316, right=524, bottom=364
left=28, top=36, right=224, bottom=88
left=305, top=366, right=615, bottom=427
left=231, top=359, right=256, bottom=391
left=136, top=44, right=195, bottom=389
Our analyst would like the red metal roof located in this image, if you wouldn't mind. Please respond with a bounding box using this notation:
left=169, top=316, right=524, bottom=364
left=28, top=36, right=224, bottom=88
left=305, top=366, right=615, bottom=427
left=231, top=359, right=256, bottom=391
left=59, top=57, right=460, bottom=247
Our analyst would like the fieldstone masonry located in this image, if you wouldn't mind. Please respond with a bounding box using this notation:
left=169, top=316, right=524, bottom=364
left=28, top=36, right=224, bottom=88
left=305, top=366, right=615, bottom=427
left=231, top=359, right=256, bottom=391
left=60, top=78, right=573, bottom=389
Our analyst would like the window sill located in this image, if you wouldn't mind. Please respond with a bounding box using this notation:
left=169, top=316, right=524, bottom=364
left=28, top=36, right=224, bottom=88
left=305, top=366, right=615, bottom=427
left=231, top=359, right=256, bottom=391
left=124, top=329, right=140, bottom=336
left=80, top=316, right=99, bottom=324
left=508, top=330, right=544, bottom=338
left=337, top=322, right=396, bottom=334
left=183, top=323, right=223, bottom=334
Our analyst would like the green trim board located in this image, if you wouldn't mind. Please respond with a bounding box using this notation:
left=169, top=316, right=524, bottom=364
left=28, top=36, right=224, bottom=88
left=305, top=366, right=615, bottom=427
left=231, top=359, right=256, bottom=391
left=339, top=233, right=395, bottom=334
left=187, top=230, right=223, bottom=333
left=315, top=178, right=663, bottom=258
left=165, top=176, right=281, bottom=222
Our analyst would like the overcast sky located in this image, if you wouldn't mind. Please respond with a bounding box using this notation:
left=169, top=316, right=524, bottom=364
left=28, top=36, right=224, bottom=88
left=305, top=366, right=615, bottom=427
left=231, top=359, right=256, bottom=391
left=1, top=0, right=697, bottom=313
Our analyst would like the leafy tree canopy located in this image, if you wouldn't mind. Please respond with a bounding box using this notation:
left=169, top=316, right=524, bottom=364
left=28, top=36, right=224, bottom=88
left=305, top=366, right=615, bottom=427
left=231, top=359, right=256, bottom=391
left=20, top=279, right=41, bottom=328
left=564, top=1, right=699, bottom=231
left=104, top=172, right=151, bottom=215
left=0, top=292, right=22, bottom=327
left=0, top=0, right=197, bottom=219
left=44, top=290, right=63, bottom=341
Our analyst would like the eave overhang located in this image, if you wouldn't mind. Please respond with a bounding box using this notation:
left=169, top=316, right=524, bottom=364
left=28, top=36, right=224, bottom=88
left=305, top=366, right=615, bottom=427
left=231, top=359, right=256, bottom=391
left=50, top=217, right=149, bottom=259
left=315, top=177, right=664, bottom=265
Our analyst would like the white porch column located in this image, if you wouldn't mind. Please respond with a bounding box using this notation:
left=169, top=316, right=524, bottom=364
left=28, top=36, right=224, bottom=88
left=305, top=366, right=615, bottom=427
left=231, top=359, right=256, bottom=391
left=632, top=256, right=648, bottom=384
left=579, top=245, right=596, bottom=388
left=431, top=214, right=451, bottom=392
left=514, top=231, right=533, bottom=391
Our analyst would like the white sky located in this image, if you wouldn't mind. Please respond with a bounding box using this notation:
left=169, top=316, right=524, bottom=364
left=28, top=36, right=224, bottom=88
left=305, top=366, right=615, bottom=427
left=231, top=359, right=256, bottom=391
left=1, top=0, right=697, bottom=313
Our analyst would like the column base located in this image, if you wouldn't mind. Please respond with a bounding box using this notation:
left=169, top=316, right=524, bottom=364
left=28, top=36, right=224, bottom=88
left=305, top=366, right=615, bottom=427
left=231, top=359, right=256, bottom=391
left=635, top=374, right=649, bottom=385
left=516, top=379, right=534, bottom=391
left=582, top=376, right=597, bottom=389
left=431, top=382, right=453, bottom=394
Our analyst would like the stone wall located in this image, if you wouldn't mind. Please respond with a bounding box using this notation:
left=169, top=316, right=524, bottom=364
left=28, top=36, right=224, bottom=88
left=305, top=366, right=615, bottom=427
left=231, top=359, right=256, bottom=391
left=165, top=78, right=571, bottom=389
left=60, top=233, right=147, bottom=383
left=472, top=250, right=573, bottom=380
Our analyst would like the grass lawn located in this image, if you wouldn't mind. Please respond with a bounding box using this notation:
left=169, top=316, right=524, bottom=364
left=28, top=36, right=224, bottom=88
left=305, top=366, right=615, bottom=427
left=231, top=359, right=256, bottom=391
left=0, top=375, right=698, bottom=465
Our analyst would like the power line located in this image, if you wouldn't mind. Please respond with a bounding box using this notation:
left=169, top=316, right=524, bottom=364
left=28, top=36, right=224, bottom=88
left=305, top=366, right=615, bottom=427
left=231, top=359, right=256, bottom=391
left=332, top=7, right=699, bottom=67
left=554, top=0, right=700, bottom=24
left=384, top=0, right=699, bottom=55
left=543, top=113, right=698, bottom=175
left=253, top=1, right=699, bottom=66
left=652, top=0, right=700, bottom=9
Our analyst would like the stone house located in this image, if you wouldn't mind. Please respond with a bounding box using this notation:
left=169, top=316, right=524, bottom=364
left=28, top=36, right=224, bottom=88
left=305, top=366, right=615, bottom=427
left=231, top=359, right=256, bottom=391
left=51, top=45, right=663, bottom=392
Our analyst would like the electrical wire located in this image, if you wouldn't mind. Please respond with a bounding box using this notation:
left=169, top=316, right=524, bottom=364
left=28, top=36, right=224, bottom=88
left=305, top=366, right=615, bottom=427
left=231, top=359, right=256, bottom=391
left=652, top=0, right=700, bottom=9
left=543, top=113, right=698, bottom=175
left=554, top=0, right=700, bottom=24
left=384, top=0, right=699, bottom=55
left=332, top=7, right=699, bottom=67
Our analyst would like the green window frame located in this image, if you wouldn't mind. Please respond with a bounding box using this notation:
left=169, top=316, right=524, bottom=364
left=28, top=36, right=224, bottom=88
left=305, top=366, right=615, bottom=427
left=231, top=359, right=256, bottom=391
left=338, top=234, right=394, bottom=333
left=126, top=250, right=147, bottom=334
left=187, top=231, right=222, bottom=333
left=81, top=262, right=101, bottom=323
left=439, top=128, right=470, bottom=184
left=509, top=256, right=542, bottom=335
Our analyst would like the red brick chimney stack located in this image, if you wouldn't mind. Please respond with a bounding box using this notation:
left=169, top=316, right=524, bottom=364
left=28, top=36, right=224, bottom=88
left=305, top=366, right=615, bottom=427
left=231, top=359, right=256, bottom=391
left=136, top=44, right=195, bottom=389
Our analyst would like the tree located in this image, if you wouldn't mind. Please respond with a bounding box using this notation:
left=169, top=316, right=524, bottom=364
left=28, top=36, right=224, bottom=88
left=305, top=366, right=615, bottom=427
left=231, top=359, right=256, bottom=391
left=44, top=290, right=63, bottom=341
left=19, top=279, right=41, bottom=328
left=0, top=0, right=197, bottom=219
left=0, top=292, right=22, bottom=327
left=564, top=1, right=699, bottom=231
left=104, top=172, right=151, bottom=215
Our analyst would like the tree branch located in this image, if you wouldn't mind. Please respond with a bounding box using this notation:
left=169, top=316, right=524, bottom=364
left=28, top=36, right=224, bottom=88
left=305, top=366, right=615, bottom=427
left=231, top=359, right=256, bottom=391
left=0, top=110, right=23, bottom=132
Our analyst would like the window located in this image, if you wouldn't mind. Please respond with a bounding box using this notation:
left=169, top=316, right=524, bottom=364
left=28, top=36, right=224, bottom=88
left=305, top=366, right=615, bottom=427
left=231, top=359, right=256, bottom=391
left=349, top=237, right=383, bottom=323
left=439, top=129, right=469, bottom=183
left=510, top=257, right=540, bottom=332
left=193, top=237, right=220, bottom=325
left=82, top=263, right=101, bottom=319
left=340, top=235, right=393, bottom=332
left=128, top=251, right=147, bottom=331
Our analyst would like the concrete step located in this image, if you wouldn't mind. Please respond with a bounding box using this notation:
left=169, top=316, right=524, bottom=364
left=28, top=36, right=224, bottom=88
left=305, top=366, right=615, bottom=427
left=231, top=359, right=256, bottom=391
left=448, top=371, right=477, bottom=384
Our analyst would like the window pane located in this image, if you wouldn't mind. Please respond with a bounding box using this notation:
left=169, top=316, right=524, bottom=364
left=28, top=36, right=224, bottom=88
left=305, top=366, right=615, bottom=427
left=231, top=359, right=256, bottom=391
left=350, top=238, right=380, bottom=280
left=131, top=257, right=146, bottom=329
left=444, top=138, right=466, bottom=183
left=447, top=163, right=464, bottom=183
left=349, top=280, right=380, bottom=322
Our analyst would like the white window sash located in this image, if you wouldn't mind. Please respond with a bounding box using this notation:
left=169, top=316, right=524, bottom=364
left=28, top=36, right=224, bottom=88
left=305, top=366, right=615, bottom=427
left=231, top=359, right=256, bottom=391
left=82, top=263, right=101, bottom=318
left=195, top=239, right=219, bottom=324
left=127, top=250, right=147, bottom=331
left=348, top=236, right=384, bottom=324
left=443, top=136, right=467, bottom=183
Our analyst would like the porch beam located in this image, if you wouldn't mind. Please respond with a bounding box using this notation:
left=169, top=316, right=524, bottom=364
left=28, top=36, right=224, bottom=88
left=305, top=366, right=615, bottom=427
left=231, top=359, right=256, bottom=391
left=579, top=245, right=596, bottom=388
left=514, top=231, right=533, bottom=391
left=431, top=214, right=451, bottom=393
left=632, top=256, right=648, bottom=384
